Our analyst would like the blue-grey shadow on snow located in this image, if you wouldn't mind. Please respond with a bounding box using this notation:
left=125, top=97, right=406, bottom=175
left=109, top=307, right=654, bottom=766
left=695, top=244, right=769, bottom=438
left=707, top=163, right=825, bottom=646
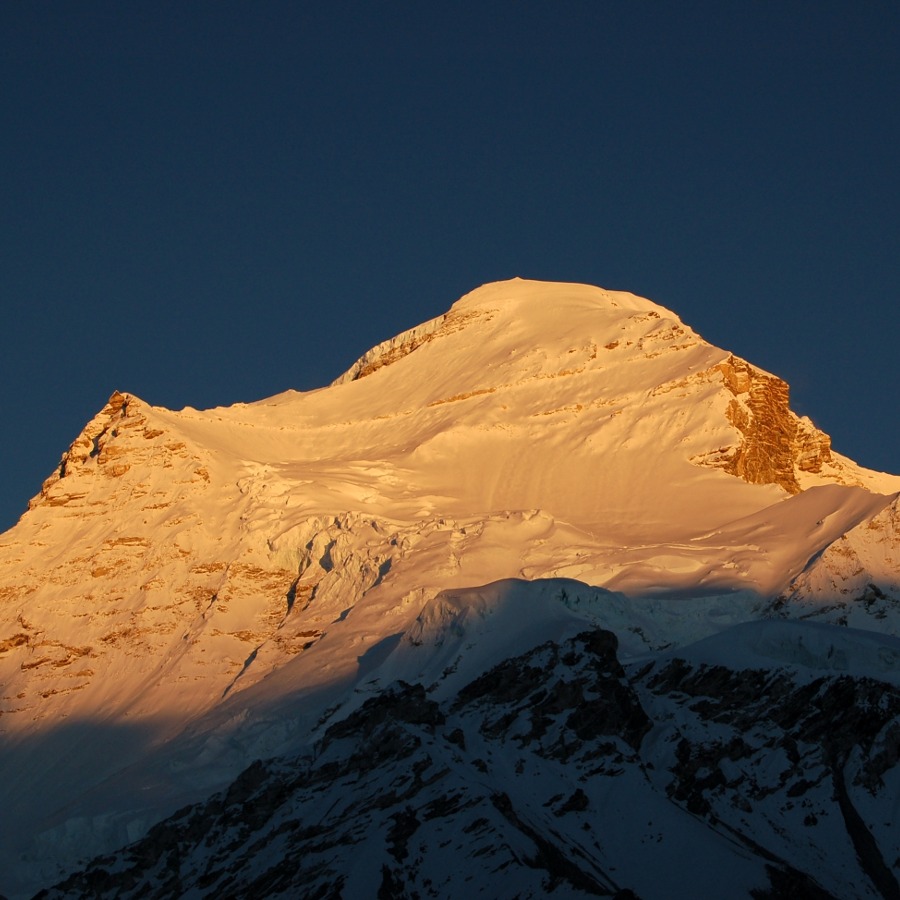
left=357, top=632, right=404, bottom=678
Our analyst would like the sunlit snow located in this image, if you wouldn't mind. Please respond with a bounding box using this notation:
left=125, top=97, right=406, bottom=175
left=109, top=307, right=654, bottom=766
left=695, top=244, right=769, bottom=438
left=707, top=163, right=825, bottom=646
left=0, top=279, right=897, bottom=897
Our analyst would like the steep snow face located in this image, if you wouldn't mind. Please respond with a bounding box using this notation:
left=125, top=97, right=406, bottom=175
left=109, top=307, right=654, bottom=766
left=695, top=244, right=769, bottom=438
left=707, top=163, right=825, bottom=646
left=769, top=494, right=900, bottom=630
left=0, top=278, right=898, bottom=897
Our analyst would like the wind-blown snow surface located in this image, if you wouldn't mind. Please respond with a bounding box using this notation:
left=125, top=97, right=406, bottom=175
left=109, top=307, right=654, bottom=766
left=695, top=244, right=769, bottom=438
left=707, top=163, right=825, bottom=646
left=1, top=279, right=899, bottom=897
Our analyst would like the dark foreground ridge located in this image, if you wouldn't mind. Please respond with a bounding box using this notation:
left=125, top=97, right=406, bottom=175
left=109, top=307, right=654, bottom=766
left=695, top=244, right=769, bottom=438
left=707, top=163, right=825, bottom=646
left=35, top=628, right=900, bottom=900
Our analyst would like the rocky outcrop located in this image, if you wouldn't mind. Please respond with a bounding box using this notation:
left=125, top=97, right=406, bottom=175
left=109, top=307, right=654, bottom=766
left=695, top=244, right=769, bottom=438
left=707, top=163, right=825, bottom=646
left=331, top=308, right=488, bottom=383
left=332, top=314, right=448, bottom=382
left=793, top=416, right=834, bottom=475
left=34, top=627, right=900, bottom=900
left=642, top=658, right=900, bottom=899
left=702, top=356, right=832, bottom=493
left=34, top=631, right=648, bottom=900
left=29, top=392, right=159, bottom=507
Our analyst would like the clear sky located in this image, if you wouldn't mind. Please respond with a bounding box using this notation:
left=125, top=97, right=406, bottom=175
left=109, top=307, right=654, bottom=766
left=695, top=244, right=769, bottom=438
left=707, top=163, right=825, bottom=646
left=2, top=2, right=898, bottom=532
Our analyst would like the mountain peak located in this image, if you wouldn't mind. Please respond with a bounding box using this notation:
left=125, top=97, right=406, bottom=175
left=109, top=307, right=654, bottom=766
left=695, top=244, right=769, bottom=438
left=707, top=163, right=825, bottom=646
left=448, top=278, right=675, bottom=316
left=334, top=279, right=680, bottom=386
left=1, top=279, right=899, bottom=898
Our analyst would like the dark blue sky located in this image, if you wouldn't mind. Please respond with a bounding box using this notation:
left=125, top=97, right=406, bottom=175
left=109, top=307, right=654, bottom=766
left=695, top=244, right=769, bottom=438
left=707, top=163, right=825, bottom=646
left=2, top=2, right=898, bottom=531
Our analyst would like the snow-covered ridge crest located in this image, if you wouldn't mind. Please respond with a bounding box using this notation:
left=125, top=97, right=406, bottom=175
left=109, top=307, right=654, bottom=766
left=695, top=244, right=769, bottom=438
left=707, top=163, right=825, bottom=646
left=447, top=276, right=680, bottom=317
left=330, top=311, right=449, bottom=385
left=331, top=278, right=679, bottom=386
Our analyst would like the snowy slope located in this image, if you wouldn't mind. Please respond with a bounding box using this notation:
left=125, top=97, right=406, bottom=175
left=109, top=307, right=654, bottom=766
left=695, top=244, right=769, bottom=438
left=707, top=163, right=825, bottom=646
left=34, top=612, right=900, bottom=900
left=1, top=278, right=898, bottom=897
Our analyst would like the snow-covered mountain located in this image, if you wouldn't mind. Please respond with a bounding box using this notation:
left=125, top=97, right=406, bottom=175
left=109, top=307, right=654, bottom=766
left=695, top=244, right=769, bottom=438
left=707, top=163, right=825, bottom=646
left=2, top=279, right=898, bottom=898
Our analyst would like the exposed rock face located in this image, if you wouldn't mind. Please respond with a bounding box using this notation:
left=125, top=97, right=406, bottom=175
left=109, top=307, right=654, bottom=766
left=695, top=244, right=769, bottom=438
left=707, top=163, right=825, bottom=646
left=31, top=391, right=134, bottom=505
left=332, top=314, right=448, bottom=382
left=34, top=630, right=651, bottom=900
left=793, top=416, right=834, bottom=475
left=331, top=308, right=489, bottom=383
left=711, top=356, right=832, bottom=493
left=35, top=627, right=900, bottom=900
left=643, top=658, right=900, bottom=900
left=28, top=391, right=207, bottom=510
